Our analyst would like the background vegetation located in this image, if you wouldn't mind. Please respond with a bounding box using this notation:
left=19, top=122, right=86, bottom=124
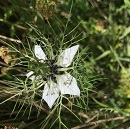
left=0, top=0, right=130, bottom=129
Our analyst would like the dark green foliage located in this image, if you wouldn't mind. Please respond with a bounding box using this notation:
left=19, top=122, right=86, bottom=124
left=0, top=0, right=130, bottom=128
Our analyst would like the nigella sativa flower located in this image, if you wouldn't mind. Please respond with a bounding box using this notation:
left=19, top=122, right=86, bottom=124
left=26, top=45, right=80, bottom=108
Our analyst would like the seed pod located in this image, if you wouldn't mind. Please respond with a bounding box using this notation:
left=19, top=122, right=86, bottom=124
left=36, top=0, right=57, bottom=20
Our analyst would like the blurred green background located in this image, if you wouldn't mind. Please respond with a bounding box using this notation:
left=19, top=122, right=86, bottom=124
left=0, top=0, right=130, bottom=129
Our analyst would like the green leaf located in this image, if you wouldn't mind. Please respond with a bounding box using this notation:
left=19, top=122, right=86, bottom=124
left=96, top=50, right=111, bottom=60
left=92, top=97, right=109, bottom=108
left=120, top=26, right=130, bottom=39
left=124, top=0, right=130, bottom=7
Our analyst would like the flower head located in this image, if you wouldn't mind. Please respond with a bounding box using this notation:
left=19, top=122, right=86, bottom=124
left=26, top=45, right=80, bottom=108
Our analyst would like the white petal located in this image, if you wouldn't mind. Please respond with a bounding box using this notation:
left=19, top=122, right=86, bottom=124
left=34, top=45, right=47, bottom=61
left=57, top=45, right=79, bottom=67
left=56, top=73, right=80, bottom=96
left=42, top=80, right=59, bottom=108
left=26, top=71, right=35, bottom=80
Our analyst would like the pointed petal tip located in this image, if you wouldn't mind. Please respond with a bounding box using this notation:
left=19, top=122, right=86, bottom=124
left=57, top=73, right=80, bottom=96
left=48, top=103, right=53, bottom=108
left=76, top=91, right=80, bottom=97
left=42, top=95, right=54, bottom=108
left=57, top=45, right=79, bottom=67
left=74, top=87, right=80, bottom=96
left=74, top=89, right=80, bottom=97
left=26, top=71, right=34, bottom=77
left=34, top=45, right=47, bottom=60
left=34, top=44, right=39, bottom=47
left=34, top=45, right=41, bottom=51
left=42, top=81, right=59, bottom=109
left=74, top=44, right=79, bottom=48
left=72, top=44, right=79, bottom=50
left=42, top=94, right=53, bottom=108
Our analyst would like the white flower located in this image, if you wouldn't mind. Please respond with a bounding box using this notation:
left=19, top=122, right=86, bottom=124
left=26, top=45, right=80, bottom=108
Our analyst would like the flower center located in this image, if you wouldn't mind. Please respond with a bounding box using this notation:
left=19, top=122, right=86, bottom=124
left=30, top=59, right=63, bottom=82
left=42, top=60, right=62, bottom=81
left=48, top=59, right=62, bottom=81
